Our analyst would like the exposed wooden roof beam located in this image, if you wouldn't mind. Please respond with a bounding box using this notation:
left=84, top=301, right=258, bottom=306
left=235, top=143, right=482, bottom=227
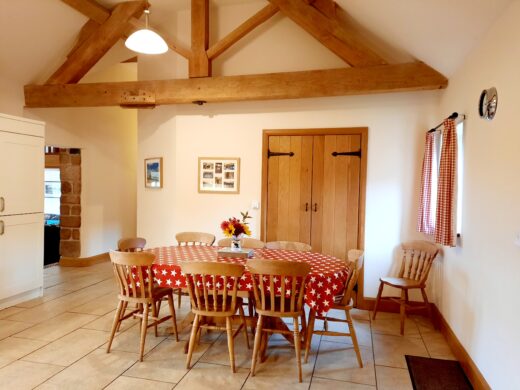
left=190, top=0, right=210, bottom=77
left=306, top=0, right=336, bottom=19
left=268, top=0, right=386, bottom=67
left=25, top=62, right=447, bottom=107
left=61, top=0, right=190, bottom=59
left=207, top=4, right=279, bottom=60
left=47, top=1, right=147, bottom=84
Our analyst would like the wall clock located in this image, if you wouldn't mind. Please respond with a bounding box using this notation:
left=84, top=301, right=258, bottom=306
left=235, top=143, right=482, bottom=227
left=478, top=87, right=498, bottom=120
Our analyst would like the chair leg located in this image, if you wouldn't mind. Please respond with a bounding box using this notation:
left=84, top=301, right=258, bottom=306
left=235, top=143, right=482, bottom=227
left=167, top=293, right=179, bottom=342
left=400, top=289, right=406, bottom=335
left=139, top=304, right=149, bottom=362
left=107, top=300, right=123, bottom=353
left=226, top=316, right=236, bottom=373
left=373, top=282, right=384, bottom=319
left=293, top=316, right=302, bottom=383
left=251, top=314, right=263, bottom=377
left=177, top=289, right=182, bottom=308
left=300, top=309, right=307, bottom=345
left=151, top=300, right=158, bottom=337
left=238, top=304, right=250, bottom=349
left=420, top=288, right=434, bottom=327
left=186, top=314, right=200, bottom=369
left=116, top=301, right=128, bottom=332
left=346, top=309, right=363, bottom=368
left=304, top=309, right=316, bottom=363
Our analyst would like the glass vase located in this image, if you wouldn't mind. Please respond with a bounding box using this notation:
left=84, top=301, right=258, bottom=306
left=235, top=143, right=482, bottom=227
left=231, top=236, right=241, bottom=251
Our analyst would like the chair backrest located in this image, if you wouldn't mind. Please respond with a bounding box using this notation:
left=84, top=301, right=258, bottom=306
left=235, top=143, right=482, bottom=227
left=340, top=249, right=364, bottom=305
left=247, top=259, right=311, bottom=316
left=265, top=241, right=312, bottom=252
left=180, top=261, right=245, bottom=316
left=176, top=232, right=216, bottom=246
left=218, top=237, right=265, bottom=249
left=241, top=237, right=265, bottom=249
left=109, top=250, right=155, bottom=299
left=117, top=237, right=146, bottom=252
left=398, top=241, right=439, bottom=284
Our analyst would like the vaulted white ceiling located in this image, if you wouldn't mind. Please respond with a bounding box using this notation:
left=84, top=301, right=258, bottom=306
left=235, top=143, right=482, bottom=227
left=0, top=0, right=512, bottom=86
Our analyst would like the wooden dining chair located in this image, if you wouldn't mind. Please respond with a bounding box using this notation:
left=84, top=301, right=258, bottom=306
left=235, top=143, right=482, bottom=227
left=107, top=250, right=179, bottom=361
left=372, top=240, right=439, bottom=335
left=304, top=249, right=364, bottom=367
left=174, top=231, right=216, bottom=308
left=247, top=259, right=311, bottom=383
left=181, top=261, right=250, bottom=373
left=218, top=237, right=266, bottom=249
left=117, top=237, right=146, bottom=252
left=265, top=241, right=312, bottom=252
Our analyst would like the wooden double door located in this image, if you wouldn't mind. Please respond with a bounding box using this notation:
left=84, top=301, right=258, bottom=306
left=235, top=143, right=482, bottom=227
left=261, top=129, right=367, bottom=260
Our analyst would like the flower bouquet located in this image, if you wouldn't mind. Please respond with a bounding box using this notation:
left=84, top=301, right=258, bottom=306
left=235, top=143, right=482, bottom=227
left=220, top=211, right=252, bottom=251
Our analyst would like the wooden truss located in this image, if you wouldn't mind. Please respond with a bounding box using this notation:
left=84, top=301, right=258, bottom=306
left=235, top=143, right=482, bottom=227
left=24, top=0, right=448, bottom=108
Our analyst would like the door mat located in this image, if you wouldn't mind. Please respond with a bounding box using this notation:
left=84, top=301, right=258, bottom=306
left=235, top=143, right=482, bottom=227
left=405, top=355, right=473, bottom=390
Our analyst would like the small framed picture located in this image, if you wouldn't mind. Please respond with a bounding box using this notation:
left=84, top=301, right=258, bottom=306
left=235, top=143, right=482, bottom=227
left=198, top=157, right=240, bottom=194
left=145, top=157, right=163, bottom=188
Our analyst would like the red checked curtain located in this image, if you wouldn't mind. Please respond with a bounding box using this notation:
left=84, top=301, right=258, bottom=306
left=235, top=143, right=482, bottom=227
left=417, top=132, right=436, bottom=235
left=434, top=119, right=457, bottom=246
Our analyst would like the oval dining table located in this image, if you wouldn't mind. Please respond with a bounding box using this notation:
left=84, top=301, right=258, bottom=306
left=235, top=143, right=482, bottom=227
left=146, top=245, right=351, bottom=359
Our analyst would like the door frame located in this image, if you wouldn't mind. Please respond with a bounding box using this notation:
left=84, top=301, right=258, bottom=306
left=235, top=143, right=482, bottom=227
left=260, top=127, right=368, bottom=305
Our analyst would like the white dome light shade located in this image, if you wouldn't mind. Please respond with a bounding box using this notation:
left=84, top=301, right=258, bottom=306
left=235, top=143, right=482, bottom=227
left=125, top=29, right=168, bottom=55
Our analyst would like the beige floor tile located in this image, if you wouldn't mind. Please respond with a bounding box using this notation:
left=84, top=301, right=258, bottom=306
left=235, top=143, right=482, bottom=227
left=319, top=318, right=372, bottom=347
left=0, top=337, right=48, bottom=368
left=68, top=292, right=119, bottom=316
left=105, top=323, right=166, bottom=355
left=412, top=315, right=437, bottom=334
left=82, top=309, right=139, bottom=332
left=199, top=329, right=253, bottom=368
left=22, top=328, right=109, bottom=366
left=313, top=341, right=375, bottom=386
left=243, top=335, right=319, bottom=389
left=0, top=360, right=63, bottom=390
left=0, top=320, right=33, bottom=340
left=106, top=376, right=174, bottom=390
left=350, top=308, right=371, bottom=321
left=375, top=365, right=413, bottom=390
left=40, top=348, right=138, bottom=389
left=15, top=312, right=98, bottom=342
left=372, top=333, right=428, bottom=368
left=421, top=332, right=456, bottom=360
left=174, top=362, right=249, bottom=390
left=14, top=286, right=72, bottom=309
left=310, top=377, right=376, bottom=389
left=0, top=306, right=26, bottom=319
left=124, top=339, right=209, bottom=383
left=371, top=312, right=421, bottom=337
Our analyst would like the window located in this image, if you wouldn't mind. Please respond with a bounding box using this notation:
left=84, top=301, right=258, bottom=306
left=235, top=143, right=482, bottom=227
left=44, top=168, right=61, bottom=225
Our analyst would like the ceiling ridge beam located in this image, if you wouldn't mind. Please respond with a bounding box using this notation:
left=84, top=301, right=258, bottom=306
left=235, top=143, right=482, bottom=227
left=268, top=0, right=386, bottom=67
left=61, top=0, right=191, bottom=59
left=207, top=4, right=279, bottom=61
left=47, top=1, right=147, bottom=85
left=26, top=62, right=447, bottom=108
left=190, top=0, right=210, bottom=77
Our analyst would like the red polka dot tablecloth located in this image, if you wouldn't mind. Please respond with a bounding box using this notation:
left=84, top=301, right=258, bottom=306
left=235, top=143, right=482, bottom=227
left=148, top=246, right=351, bottom=315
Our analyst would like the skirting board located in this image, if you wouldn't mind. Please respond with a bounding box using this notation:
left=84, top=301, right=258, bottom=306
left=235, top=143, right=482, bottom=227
left=361, top=297, right=490, bottom=390
left=59, top=252, right=110, bottom=267
left=0, top=287, right=43, bottom=310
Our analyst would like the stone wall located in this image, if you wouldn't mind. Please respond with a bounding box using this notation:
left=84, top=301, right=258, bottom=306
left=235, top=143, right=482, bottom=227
left=59, top=148, right=81, bottom=257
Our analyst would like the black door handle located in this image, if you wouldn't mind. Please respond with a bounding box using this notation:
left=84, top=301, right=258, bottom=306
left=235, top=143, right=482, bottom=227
left=305, top=203, right=309, bottom=212
left=313, top=203, right=318, bottom=212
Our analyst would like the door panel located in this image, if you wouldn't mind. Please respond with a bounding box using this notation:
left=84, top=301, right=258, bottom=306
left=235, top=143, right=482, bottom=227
left=266, top=136, right=312, bottom=243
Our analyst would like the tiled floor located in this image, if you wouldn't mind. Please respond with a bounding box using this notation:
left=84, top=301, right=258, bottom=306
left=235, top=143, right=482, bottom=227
left=0, top=263, right=456, bottom=389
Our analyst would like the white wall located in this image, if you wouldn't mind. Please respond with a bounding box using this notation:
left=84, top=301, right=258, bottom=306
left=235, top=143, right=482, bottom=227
left=436, top=2, right=520, bottom=388
left=0, top=64, right=138, bottom=257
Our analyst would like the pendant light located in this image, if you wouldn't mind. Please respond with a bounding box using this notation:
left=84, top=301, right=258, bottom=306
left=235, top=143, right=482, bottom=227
left=125, top=9, right=168, bottom=55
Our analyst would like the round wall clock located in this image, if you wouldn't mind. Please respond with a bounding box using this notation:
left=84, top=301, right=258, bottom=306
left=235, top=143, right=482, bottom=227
left=478, top=87, right=498, bottom=120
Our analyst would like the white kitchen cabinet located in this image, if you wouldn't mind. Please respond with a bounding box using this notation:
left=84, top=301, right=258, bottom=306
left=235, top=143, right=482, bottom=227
left=0, top=113, right=45, bottom=309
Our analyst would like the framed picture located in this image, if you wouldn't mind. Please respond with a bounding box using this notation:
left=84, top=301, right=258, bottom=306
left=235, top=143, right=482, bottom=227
left=144, top=157, right=163, bottom=188
left=198, top=157, right=240, bottom=194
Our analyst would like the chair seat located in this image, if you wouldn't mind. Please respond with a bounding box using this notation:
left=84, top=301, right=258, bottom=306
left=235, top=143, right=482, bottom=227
left=380, top=276, right=423, bottom=289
